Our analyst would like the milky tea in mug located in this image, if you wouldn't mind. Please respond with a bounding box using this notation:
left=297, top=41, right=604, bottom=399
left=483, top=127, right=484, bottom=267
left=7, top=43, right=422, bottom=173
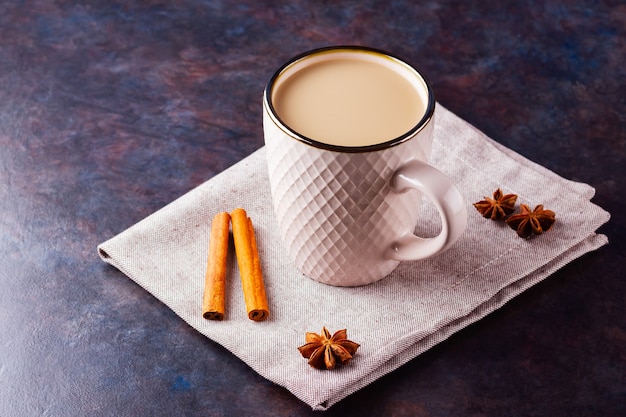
left=271, top=53, right=426, bottom=147
left=263, top=47, right=467, bottom=286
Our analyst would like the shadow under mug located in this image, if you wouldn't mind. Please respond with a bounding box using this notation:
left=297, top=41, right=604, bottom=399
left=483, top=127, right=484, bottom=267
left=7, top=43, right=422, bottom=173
left=263, top=46, right=467, bottom=286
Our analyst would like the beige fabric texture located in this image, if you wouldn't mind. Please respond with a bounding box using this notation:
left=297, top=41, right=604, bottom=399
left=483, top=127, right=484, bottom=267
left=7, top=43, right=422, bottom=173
left=97, top=104, right=609, bottom=410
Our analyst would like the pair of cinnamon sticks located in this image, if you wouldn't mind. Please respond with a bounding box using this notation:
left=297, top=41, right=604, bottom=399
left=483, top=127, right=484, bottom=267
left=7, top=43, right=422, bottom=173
left=202, top=208, right=269, bottom=322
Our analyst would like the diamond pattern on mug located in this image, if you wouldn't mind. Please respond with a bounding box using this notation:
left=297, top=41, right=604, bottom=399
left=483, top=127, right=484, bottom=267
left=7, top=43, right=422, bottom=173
left=265, top=125, right=424, bottom=285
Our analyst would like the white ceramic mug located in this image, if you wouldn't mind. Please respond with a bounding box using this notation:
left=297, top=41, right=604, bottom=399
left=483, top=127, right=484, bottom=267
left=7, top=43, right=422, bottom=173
left=263, top=46, right=467, bottom=286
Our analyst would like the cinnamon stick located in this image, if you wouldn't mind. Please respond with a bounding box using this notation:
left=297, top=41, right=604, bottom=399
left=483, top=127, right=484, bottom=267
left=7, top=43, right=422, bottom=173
left=202, top=211, right=231, bottom=320
left=230, top=208, right=269, bottom=321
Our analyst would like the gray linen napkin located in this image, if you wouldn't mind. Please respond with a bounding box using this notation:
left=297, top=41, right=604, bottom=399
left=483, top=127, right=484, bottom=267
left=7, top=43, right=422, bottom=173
left=97, top=104, right=609, bottom=410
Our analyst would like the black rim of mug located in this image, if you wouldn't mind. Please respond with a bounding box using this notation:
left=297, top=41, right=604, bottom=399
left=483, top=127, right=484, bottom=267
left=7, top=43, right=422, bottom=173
left=264, top=45, right=436, bottom=154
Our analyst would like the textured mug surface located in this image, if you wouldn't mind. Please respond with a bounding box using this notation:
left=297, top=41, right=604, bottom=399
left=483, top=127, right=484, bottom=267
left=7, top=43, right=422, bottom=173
left=263, top=47, right=467, bottom=286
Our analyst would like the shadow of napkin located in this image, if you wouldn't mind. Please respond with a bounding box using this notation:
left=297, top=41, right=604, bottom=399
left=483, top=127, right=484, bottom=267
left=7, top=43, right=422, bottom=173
left=98, top=104, right=609, bottom=410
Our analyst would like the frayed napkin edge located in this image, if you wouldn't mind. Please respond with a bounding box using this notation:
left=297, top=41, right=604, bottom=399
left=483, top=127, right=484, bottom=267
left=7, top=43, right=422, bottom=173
left=311, top=232, right=608, bottom=410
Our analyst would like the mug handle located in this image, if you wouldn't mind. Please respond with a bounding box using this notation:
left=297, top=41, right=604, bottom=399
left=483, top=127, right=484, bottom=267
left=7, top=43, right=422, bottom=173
left=386, top=159, right=467, bottom=261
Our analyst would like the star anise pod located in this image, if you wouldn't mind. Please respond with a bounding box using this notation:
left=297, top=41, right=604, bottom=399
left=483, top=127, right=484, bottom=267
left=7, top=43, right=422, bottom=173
left=473, top=189, right=518, bottom=220
left=506, top=204, right=556, bottom=238
left=297, top=327, right=360, bottom=370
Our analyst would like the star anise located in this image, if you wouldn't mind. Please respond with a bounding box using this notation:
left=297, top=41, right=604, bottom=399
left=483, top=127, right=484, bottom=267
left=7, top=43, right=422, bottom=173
left=297, top=327, right=360, bottom=370
left=473, top=189, right=518, bottom=220
left=506, top=204, right=556, bottom=238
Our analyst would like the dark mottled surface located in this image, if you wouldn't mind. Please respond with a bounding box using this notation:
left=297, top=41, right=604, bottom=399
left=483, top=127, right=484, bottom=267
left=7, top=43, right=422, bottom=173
left=1, top=1, right=624, bottom=416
